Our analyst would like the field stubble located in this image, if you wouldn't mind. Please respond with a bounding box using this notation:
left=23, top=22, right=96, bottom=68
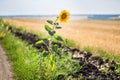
left=4, top=18, right=120, bottom=55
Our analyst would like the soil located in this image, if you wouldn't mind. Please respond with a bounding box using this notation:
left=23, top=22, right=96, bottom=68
left=6, top=24, right=120, bottom=80
left=0, top=43, right=13, bottom=80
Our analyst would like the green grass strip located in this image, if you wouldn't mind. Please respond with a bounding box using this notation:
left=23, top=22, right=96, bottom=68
left=1, top=33, right=40, bottom=80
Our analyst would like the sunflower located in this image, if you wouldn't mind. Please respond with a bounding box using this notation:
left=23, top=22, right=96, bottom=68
left=59, top=10, right=70, bottom=23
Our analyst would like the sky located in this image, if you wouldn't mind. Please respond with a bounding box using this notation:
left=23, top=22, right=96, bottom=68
left=0, top=0, right=120, bottom=15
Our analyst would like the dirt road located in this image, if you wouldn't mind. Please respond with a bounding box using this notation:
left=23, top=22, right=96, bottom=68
left=0, top=43, right=13, bottom=80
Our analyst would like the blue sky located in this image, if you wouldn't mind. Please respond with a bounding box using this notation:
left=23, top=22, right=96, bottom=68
left=0, top=0, right=120, bottom=15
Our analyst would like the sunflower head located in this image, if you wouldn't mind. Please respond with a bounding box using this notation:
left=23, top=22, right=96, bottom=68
left=59, top=10, right=70, bottom=23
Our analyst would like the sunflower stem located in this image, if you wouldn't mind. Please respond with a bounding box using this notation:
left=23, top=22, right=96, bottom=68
left=53, top=16, right=59, bottom=30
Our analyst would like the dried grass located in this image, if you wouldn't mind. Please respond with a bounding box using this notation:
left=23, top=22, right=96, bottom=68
left=4, top=18, right=120, bottom=55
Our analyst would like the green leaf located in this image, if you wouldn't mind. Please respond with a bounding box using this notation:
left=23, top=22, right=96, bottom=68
left=35, top=40, right=44, bottom=45
left=45, top=25, right=52, bottom=32
left=52, top=44, right=61, bottom=55
left=56, top=49, right=61, bottom=55
left=45, top=25, right=55, bottom=36
left=55, top=26, right=62, bottom=29
left=48, top=30, right=56, bottom=36
left=42, top=38, right=50, bottom=46
left=43, top=38, right=49, bottom=43
left=47, top=20, right=53, bottom=25
left=52, top=44, right=58, bottom=52
left=54, top=35, right=63, bottom=41
left=42, top=50, right=49, bottom=57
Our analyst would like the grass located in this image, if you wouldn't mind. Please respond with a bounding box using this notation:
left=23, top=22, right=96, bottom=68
left=83, top=46, right=120, bottom=63
left=1, top=18, right=120, bottom=79
left=1, top=32, right=81, bottom=80
left=63, top=39, right=80, bottom=48
left=1, top=32, right=40, bottom=79
left=0, top=19, right=82, bottom=80
left=83, top=46, right=94, bottom=52
left=0, top=20, right=40, bottom=79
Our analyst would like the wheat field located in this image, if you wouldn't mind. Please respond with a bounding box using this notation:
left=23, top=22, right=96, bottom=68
left=4, top=18, right=120, bottom=55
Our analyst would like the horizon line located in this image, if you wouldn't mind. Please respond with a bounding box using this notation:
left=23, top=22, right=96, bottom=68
left=0, top=14, right=120, bottom=16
